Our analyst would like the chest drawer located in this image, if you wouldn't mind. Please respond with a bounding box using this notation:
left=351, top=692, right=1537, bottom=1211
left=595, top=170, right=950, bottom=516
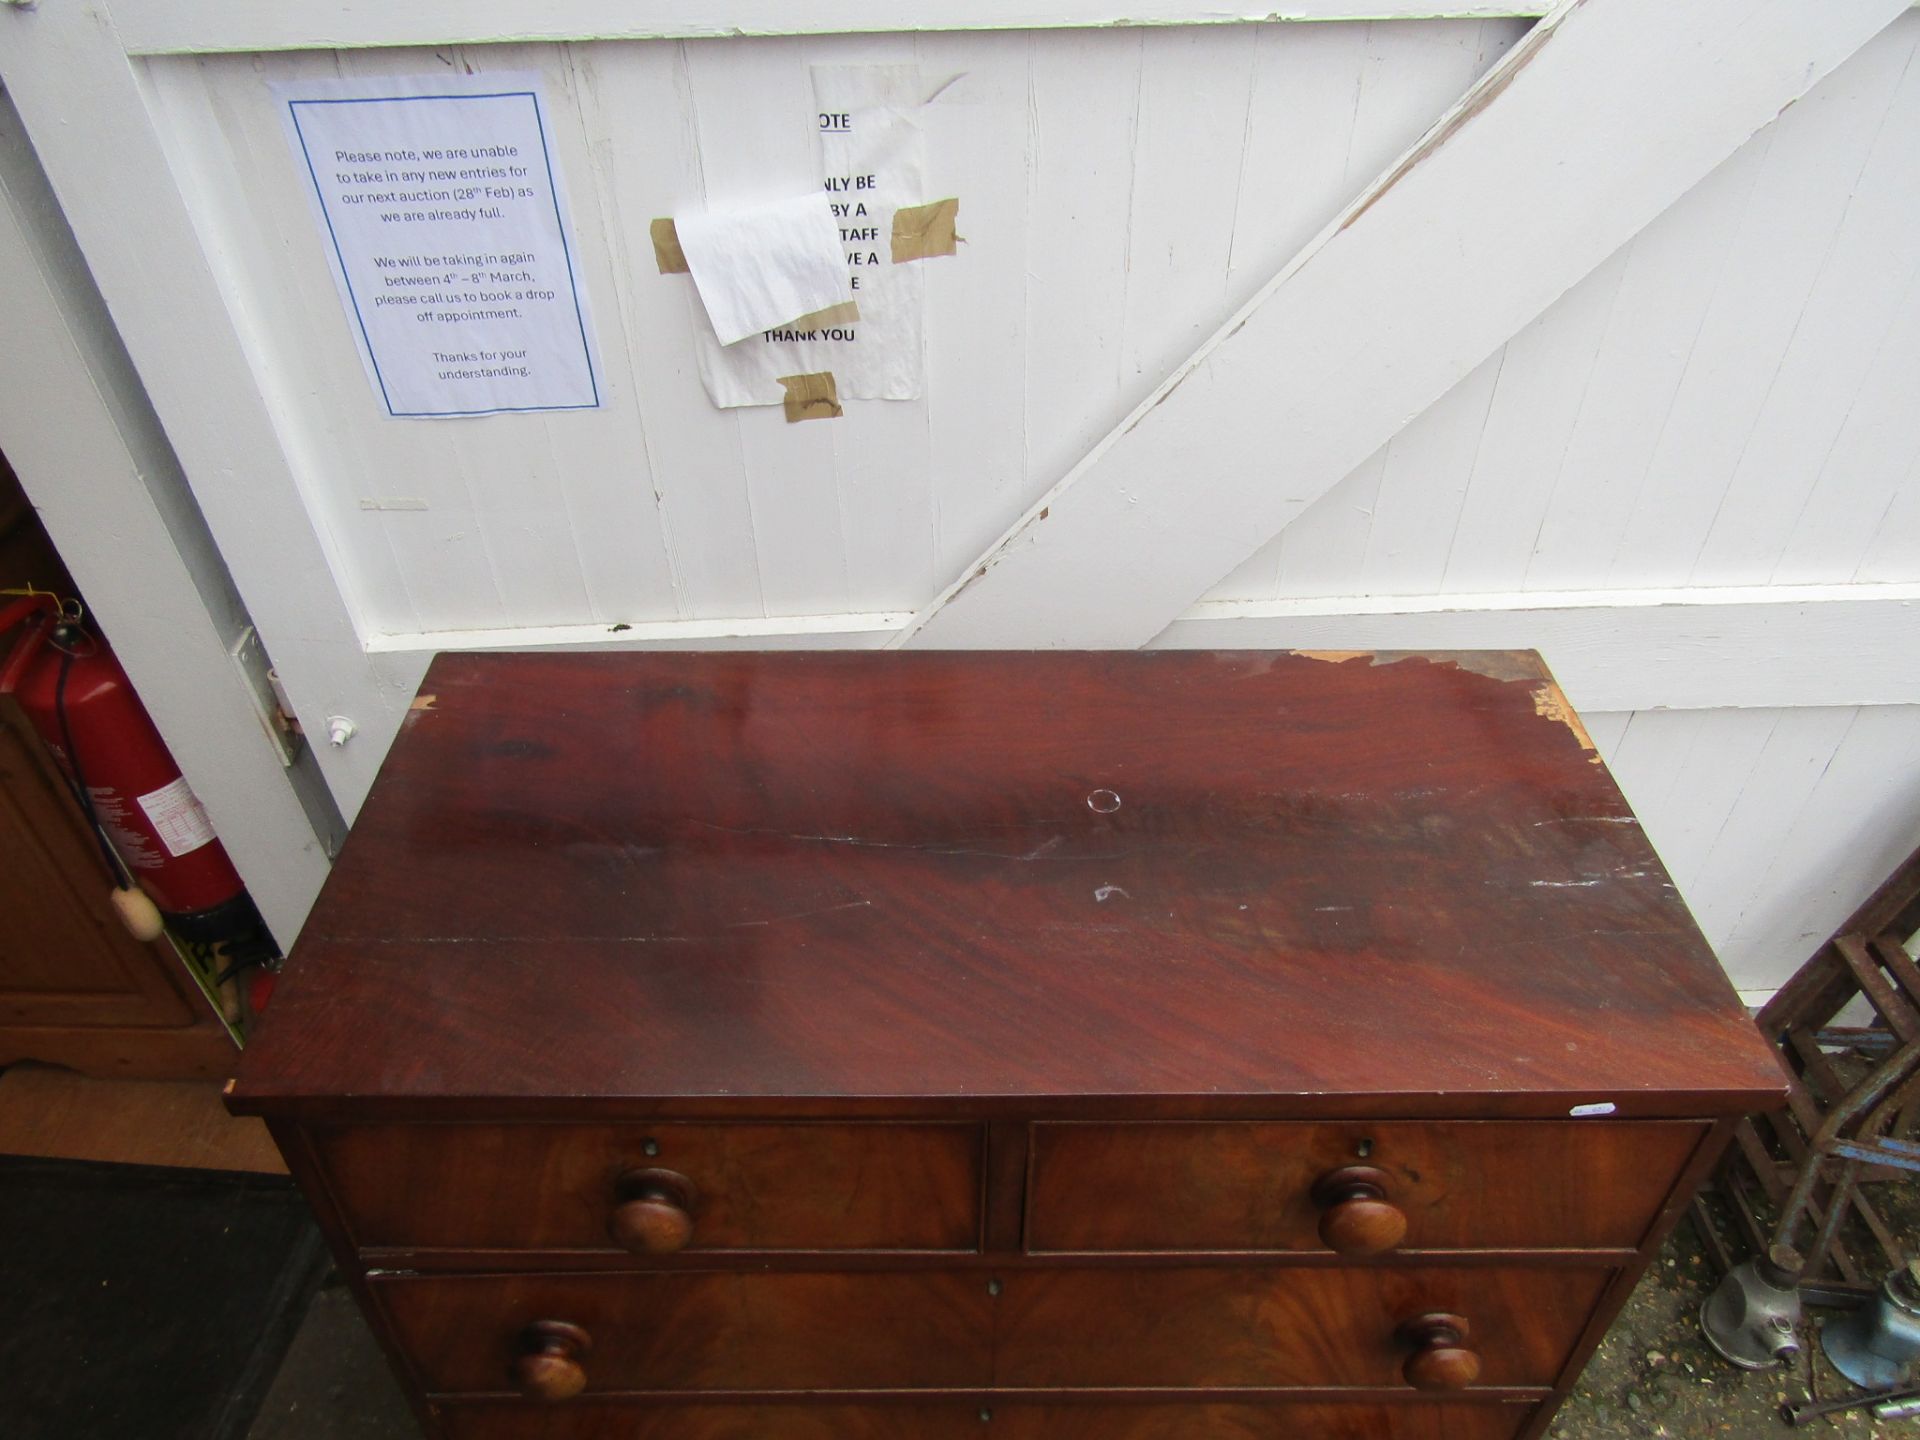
left=437, top=1401, right=1537, bottom=1439
left=996, top=1265, right=1609, bottom=1390
left=1027, top=1121, right=1702, bottom=1254
left=379, top=1271, right=996, bottom=1396
left=316, top=1122, right=982, bottom=1255
left=382, top=1264, right=1603, bottom=1399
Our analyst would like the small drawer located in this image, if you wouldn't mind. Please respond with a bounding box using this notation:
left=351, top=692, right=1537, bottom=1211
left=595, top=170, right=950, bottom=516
left=315, top=1122, right=981, bottom=1255
left=438, top=1401, right=1537, bottom=1440
left=996, top=1265, right=1609, bottom=1390
left=378, top=1271, right=995, bottom=1396
left=1027, top=1120, right=1702, bottom=1254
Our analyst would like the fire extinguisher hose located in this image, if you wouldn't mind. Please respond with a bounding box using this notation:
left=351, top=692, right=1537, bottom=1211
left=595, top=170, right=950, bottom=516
left=53, top=642, right=140, bottom=893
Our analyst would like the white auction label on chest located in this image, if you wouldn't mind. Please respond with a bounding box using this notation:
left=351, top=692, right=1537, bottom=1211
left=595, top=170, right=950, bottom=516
left=276, top=74, right=601, bottom=418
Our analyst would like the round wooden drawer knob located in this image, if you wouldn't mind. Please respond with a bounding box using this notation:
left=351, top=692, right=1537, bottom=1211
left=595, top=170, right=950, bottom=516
left=1398, top=1313, right=1482, bottom=1392
left=1310, top=1165, right=1408, bottom=1256
left=511, top=1319, right=592, bottom=1402
left=609, top=1167, right=699, bottom=1254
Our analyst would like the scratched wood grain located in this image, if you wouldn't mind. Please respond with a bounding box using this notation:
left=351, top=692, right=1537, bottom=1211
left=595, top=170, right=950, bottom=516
left=230, top=650, right=1782, bottom=1115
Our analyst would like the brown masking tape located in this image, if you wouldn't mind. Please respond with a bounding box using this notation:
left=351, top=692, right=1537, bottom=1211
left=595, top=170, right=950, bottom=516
left=892, top=197, right=960, bottom=262
left=777, top=371, right=843, bottom=423
left=786, top=299, right=861, bottom=329
left=650, top=217, right=689, bottom=274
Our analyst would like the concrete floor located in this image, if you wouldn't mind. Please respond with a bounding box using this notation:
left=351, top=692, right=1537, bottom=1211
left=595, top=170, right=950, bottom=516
left=246, top=1283, right=417, bottom=1440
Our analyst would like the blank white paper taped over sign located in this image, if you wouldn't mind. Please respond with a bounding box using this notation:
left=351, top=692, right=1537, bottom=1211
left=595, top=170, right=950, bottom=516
left=276, top=73, right=601, bottom=418
left=676, top=195, right=851, bottom=346
left=691, top=67, right=949, bottom=409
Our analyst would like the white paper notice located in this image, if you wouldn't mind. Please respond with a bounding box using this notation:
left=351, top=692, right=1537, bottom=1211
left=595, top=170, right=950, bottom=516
left=690, top=67, right=946, bottom=408
left=277, top=74, right=601, bottom=418
left=676, top=195, right=851, bottom=346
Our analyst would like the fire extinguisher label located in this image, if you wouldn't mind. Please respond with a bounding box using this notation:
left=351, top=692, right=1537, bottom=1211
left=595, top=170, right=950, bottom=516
left=89, top=787, right=163, bottom=869
left=136, top=775, right=218, bottom=858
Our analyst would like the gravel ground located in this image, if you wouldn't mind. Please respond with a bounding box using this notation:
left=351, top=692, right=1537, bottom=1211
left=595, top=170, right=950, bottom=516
left=1553, top=1217, right=1912, bottom=1440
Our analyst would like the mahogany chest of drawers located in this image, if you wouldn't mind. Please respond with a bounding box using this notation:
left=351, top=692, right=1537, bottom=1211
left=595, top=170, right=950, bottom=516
left=229, top=650, right=1784, bottom=1440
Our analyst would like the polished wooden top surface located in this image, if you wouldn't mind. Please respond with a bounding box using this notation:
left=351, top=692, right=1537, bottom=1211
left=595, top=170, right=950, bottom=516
left=231, top=650, right=1782, bottom=1117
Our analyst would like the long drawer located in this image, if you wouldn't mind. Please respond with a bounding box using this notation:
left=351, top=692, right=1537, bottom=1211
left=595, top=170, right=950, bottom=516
left=315, top=1122, right=983, bottom=1254
left=438, top=1401, right=1539, bottom=1439
left=380, top=1271, right=997, bottom=1395
left=1026, top=1121, right=1702, bottom=1253
left=377, top=1264, right=1607, bottom=1396
left=996, top=1265, right=1608, bottom=1390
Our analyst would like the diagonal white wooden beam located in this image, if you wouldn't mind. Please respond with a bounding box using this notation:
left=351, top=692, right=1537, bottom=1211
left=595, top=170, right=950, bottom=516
left=900, top=0, right=1913, bottom=649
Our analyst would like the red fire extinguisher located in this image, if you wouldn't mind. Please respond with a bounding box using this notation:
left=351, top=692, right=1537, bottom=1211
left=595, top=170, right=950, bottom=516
left=0, top=592, right=279, bottom=1014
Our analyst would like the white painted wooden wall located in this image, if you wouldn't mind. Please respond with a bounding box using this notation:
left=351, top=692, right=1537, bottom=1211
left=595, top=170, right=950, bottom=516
left=4, top=5, right=1916, bottom=988
left=137, top=20, right=1536, bottom=641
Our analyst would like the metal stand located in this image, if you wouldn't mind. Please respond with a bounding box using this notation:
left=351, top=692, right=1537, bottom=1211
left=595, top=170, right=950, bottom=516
left=1696, top=845, right=1920, bottom=1300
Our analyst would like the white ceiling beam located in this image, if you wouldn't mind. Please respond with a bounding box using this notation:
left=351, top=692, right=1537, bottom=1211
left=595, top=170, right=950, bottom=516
left=119, top=3, right=1551, bottom=55
left=1157, top=583, right=1920, bottom=713
left=900, top=0, right=1913, bottom=650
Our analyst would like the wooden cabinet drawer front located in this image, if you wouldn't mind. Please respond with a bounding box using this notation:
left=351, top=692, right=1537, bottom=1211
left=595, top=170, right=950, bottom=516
left=380, top=1271, right=995, bottom=1395
left=996, top=1265, right=1609, bottom=1390
left=1028, top=1121, right=1702, bottom=1252
left=317, top=1122, right=981, bottom=1253
left=439, top=1401, right=1535, bottom=1440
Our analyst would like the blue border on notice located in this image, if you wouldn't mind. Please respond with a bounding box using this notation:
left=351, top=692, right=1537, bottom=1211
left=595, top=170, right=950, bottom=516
left=286, top=91, right=600, bottom=419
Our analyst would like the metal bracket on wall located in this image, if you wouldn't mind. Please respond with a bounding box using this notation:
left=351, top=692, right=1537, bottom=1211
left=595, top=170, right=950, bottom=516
left=228, top=626, right=302, bottom=768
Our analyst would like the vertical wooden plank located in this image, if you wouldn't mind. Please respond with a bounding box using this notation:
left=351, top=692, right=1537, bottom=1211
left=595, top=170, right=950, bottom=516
left=1519, top=136, right=1770, bottom=591
left=1244, top=22, right=1528, bottom=606
left=1015, top=28, right=1144, bottom=538
left=1436, top=249, right=1629, bottom=594
left=918, top=29, right=1033, bottom=582
left=1608, top=26, right=1915, bottom=587
left=1115, top=27, right=1262, bottom=413
left=1605, top=709, right=1779, bottom=901
left=1854, top=458, right=1920, bottom=582
left=682, top=34, right=852, bottom=617
left=1715, top=705, right=1920, bottom=990
left=1691, top=19, right=1920, bottom=584
left=507, top=43, right=683, bottom=627
left=1357, top=352, right=1502, bottom=595
left=825, top=28, right=946, bottom=612
left=1220, top=22, right=1364, bottom=319
left=569, top=38, right=767, bottom=618
left=1682, top=707, right=1863, bottom=946
left=1773, top=266, right=1920, bottom=584
left=1269, top=448, right=1391, bottom=599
